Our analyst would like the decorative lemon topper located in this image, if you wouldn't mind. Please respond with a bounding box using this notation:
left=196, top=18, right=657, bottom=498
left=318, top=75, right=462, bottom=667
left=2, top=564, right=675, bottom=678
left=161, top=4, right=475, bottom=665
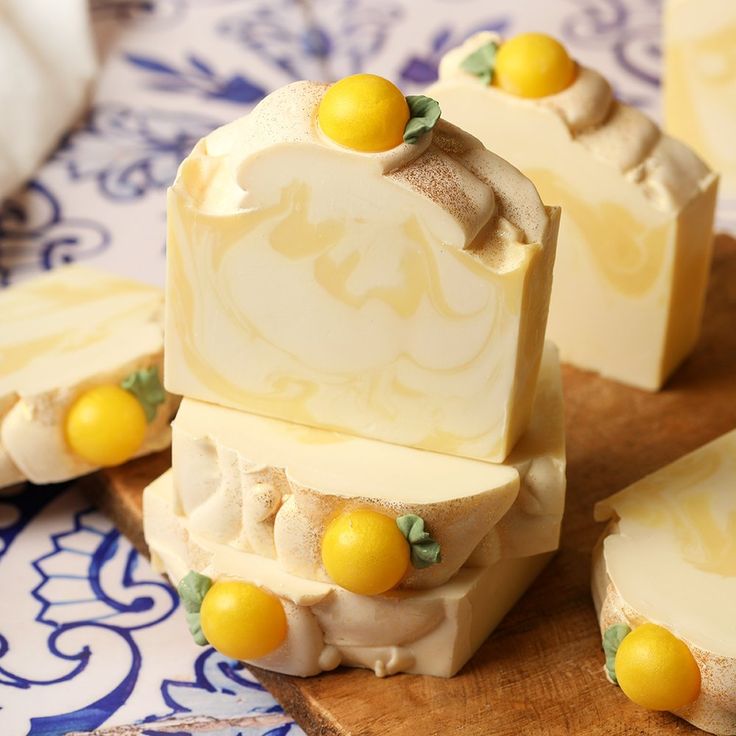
left=318, top=73, right=441, bottom=152
left=64, top=366, right=165, bottom=467
left=178, top=571, right=288, bottom=661
left=461, top=32, right=576, bottom=98
left=603, top=622, right=701, bottom=712
left=321, top=509, right=441, bottom=596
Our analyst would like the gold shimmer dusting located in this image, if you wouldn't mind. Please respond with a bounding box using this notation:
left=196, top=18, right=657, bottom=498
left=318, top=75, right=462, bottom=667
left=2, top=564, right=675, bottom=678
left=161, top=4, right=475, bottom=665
left=387, top=149, right=477, bottom=234
left=599, top=570, right=736, bottom=731
left=432, top=127, right=470, bottom=155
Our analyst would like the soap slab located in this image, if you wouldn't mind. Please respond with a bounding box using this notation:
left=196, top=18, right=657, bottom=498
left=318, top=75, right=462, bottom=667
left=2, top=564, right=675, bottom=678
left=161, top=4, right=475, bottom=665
left=164, top=81, right=559, bottom=463
left=0, top=266, right=178, bottom=486
left=593, top=429, right=736, bottom=735
left=428, top=32, right=718, bottom=390
left=143, top=344, right=565, bottom=677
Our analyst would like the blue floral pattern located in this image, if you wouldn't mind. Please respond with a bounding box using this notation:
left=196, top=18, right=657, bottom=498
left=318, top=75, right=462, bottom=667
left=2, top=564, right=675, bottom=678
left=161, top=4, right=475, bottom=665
left=60, top=105, right=223, bottom=200
left=560, top=0, right=661, bottom=87
left=0, top=489, right=301, bottom=735
left=91, top=0, right=189, bottom=28
left=126, top=53, right=266, bottom=104
left=141, top=650, right=297, bottom=735
left=0, top=182, right=111, bottom=286
left=217, top=0, right=403, bottom=80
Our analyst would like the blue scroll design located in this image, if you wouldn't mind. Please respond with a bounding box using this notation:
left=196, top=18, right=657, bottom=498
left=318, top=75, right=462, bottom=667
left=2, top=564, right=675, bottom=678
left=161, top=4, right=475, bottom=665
left=0, top=182, right=111, bottom=287
left=60, top=104, right=222, bottom=201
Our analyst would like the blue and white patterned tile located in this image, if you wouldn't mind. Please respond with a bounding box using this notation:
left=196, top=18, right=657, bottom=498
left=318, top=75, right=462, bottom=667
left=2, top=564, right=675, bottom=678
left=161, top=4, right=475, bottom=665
left=307, top=0, right=661, bottom=116
left=0, top=0, right=730, bottom=730
left=0, top=484, right=303, bottom=735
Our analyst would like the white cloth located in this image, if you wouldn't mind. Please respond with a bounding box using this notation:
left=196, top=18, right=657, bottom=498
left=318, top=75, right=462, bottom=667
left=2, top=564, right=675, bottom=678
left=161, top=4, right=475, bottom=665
left=0, top=0, right=96, bottom=199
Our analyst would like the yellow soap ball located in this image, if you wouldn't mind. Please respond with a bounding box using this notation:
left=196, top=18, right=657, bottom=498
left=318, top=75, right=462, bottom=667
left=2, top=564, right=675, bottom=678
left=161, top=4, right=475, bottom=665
left=200, top=580, right=287, bottom=661
left=321, top=508, right=410, bottom=596
left=615, top=623, right=701, bottom=711
left=318, top=73, right=410, bottom=152
left=65, top=384, right=147, bottom=466
left=494, top=32, right=576, bottom=98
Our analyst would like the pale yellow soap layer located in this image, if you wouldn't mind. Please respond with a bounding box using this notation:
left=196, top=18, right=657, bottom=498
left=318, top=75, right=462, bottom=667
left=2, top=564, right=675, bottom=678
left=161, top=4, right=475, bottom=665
left=428, top=32, right=718, bottom=390
left=665, top=0, right=736, bottom=219
left=0, top=266, right=178, bottom=485
left=165, top=81, right=558, bottom=462
left=593, top=430, right=736, bottom=735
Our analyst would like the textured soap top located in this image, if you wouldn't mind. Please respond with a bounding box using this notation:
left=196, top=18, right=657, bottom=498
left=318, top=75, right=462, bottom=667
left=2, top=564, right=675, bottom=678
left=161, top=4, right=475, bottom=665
left=173, top=80, right=550, bottom=256
left=439, top=32, right=713, bottom=212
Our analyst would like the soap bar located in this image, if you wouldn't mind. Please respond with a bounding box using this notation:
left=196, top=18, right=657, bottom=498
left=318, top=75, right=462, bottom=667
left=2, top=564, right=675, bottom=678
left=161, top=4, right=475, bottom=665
left=146, top=468, right=552, bottom=678
left=427, top=32, right=718, bottom=390
left=0, top=266, right=178, bottom=486
left=143, top=344, right=565, bottom=677
left=165, top=80, right=559, bottom=463
left=593, top=430, right=736, bottom=735
left=665, top=0, right=736, bottom=230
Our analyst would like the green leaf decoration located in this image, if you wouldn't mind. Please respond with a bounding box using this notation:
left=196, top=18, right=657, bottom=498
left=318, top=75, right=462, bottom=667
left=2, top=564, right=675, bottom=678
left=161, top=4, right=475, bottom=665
left=603, top=623, right=631, bottom=685
left=396, top=514, right=442, bottom=569
left=460, top=41, right=498, bottom=85
left=403, top=95, right=441, bottom=144
left=177, top=570, right=213, bottom=646
left=121, top=365, right=166, bottom=422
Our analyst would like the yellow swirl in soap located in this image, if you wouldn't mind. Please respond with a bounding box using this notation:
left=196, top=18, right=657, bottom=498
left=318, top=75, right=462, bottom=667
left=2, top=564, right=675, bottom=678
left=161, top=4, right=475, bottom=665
left=164, top=80, right=555, bottom=463
left=527, top=169, right=667, bottom=297
left=609, top=445, right=736, bottom=577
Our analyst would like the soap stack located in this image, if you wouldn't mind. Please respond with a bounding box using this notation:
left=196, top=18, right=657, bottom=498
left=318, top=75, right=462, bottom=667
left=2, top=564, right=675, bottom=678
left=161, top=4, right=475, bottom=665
left=143, top=78, right=566, bottom=677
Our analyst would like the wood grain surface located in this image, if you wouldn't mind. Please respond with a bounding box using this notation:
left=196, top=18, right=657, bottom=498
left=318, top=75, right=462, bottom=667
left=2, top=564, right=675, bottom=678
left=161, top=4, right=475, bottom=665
left=87, top=235, right=736, bottom=736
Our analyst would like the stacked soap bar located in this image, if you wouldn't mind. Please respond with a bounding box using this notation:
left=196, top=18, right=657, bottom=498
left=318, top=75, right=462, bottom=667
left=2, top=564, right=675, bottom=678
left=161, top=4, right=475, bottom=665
left=164, top=80, right=558, bottom=463
left=593, top=430, right=736, bottom=735
left=427, top=32, right=718, bottom=390
left=144, top=76, right=564, bottom=677
left=665, top=0, right=736, bottom=230
left=0, top=266, right=178, bottom=488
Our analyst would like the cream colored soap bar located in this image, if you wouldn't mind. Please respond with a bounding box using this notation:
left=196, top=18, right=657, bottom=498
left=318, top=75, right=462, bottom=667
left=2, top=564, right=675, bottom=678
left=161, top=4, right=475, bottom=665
left=165, top=81, right=559, bottom=463
left=143, top=344, right=565, bottom=677
left=0, top=266, right=178, bottom=486
left=593, top=430, right=736, bottom=735
left=665, top=0, right=736, bottom=230
left=428, top=33, right=718, bottom=390
left=146, top=468, right=552, bottom=678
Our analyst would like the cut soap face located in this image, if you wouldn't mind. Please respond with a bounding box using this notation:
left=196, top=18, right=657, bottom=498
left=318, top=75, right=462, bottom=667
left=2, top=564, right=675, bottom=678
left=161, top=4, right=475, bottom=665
left=593, top=430, right=736, bottom=735
left=143, top=343, right=566, bottom=677
left=427, top=32, right=718, bottom=390
left=0, top=266, right=178, bottom=486
left=664, top=0, right=736, bottom=229
left=164, top=80, right=559, bottom=462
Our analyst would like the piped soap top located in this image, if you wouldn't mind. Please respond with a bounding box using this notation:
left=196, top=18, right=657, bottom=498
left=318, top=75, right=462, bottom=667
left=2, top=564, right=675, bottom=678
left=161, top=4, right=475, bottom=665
left=173, top=78, right=551, bottom=255
left=438, top=32, right=713, bottom=212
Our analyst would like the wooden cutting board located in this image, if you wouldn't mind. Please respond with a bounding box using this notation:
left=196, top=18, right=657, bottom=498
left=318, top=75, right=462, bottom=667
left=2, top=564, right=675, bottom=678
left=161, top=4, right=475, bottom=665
left=87, top=235, right=736, bottom=736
